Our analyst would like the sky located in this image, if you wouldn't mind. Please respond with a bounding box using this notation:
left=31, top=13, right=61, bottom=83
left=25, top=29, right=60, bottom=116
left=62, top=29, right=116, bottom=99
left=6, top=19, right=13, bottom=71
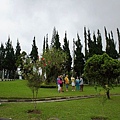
left=0, top=0, right=120, bottom=56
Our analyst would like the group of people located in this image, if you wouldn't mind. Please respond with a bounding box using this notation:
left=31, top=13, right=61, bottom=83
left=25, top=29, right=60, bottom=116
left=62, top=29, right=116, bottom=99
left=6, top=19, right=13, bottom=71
left=57, top=75, right=84, bottom=93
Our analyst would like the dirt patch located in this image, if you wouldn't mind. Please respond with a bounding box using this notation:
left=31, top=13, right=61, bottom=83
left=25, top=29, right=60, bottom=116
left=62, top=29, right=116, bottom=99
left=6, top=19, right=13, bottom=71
left=27, top=109, right=41, bottom=114
left=47, top=118, right=59, bottom=120
left=91, top=116, right=108, bottom=120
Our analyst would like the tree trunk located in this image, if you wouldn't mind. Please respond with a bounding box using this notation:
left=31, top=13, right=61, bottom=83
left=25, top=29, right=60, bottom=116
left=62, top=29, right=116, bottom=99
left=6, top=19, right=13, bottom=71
left=106, top=90, right=110, bottom=99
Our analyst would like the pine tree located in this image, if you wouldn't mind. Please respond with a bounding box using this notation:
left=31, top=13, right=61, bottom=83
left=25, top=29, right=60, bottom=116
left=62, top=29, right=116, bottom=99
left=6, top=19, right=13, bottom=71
left=51, top=27, right=61, bottom=50
left=0, top=43, right=5, bottom=79
left=43, top=36, right=45, bottom=54
left=15, top=39, right=21, bottom=58
left=96, top=29, right=103, bottom=55
left=74, top=33, right=85, bottom=77
left=84, top=27, right=88, bottom=61
left=4, top=36, right=16, bottom=78
left=87, top=29, right=95, bottom=57
left=51, top=27, right=57, bottom=48
left=105, top=27, right=118, bottom=59
left=93, top=32, right=97, bottom=54
left=63, top=32, right=72, bottom=76
left=15, top=39, right=21, bottom=78
left=30, top=36, right=38, bottom=62
left=117, top=28, right=120, bottom=55
left=46, top=34, right=49, bottom=51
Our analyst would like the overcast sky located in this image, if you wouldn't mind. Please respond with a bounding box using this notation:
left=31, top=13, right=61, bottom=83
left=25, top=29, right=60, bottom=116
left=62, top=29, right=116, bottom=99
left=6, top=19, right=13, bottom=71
left=0, top=0, right=120, bottom=55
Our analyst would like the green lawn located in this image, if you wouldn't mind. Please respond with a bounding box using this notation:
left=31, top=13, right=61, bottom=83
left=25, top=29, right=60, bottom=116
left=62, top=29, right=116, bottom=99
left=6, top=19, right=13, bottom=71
left=0, top=80, right=119, bottom=99
left=0, top=96, right=120, bottom=120
left=0, top=80, right=120, bottom=120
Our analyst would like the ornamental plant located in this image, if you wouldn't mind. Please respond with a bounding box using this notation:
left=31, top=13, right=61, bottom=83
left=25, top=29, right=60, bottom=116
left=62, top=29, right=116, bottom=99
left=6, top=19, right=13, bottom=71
left=22, top=57, right=44, bottom=111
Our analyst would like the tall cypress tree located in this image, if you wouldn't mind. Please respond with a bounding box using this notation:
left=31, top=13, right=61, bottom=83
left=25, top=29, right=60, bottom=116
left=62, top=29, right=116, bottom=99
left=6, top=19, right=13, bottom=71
left=51, top=27, right=57, bottom=48
left=43, top=36, right=45, bottom=54
left=15, top=39, right=21, bottom=58
left=74, top=33, right=85, bottom=77
left=51, top=27, right=61, bottom=50
left=110, top=31, right=118, bottom=59
left=105, top=28, right=118, bottom=59
left=15, top=39, right=21, bottom=77
left=84, top=27, right=88, bottom=61
left=87, top=29, right=95, bottom=57
left=30, top=36, right=38, bottom=62
left=0, top=43, right=5, bottom=78
left=63, top=32, right=72, bottom=76
left=54, top=31, right=61, bottom=49
left=93, top=32, right=97, bottom=54
left=117, top=28, right=120, bottom=55
left=96, top=29, right=103, bottom=55
left=46, top=34, right=49, bottom=52
left=4, top=36, right=16, bottom=78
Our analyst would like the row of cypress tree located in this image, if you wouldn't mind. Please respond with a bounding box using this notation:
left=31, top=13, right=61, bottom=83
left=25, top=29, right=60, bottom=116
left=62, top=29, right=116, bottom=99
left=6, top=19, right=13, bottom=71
left=0, top=27, right=120, bottom=80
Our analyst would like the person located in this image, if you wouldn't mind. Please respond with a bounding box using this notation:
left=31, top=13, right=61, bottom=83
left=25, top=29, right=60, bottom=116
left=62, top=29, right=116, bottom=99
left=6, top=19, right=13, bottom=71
left=71, top=76, right=75, bottom=91
left=80, top=76, right=84, bottom=91
left=57, top=75, right=61, bottom=93
left=75, top=76, right=80, bottom=90
left=64, top=75, right=69, bottom=91
left=59, top=75, right=64, bottom=92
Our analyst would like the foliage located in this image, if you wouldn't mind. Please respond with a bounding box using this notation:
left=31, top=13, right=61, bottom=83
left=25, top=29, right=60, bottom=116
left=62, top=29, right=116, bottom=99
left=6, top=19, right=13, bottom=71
left=41, top=48, right=67, bottom=83
left=74, top=34, right=85, bottom=77
left=84, top=53, right=120, bottom=98
left=22, top=57, right=43, bottom=110
left=0, top=43, right=5, bottom=71
left=4, top=37, right=16, bottom=78
left=84, top=53, right=120, bottom=85
left=30, top=37, right=38, bottom=62
left=63, top=32, right=72, bottom=76
left=104, top=27, right=119, bottom=59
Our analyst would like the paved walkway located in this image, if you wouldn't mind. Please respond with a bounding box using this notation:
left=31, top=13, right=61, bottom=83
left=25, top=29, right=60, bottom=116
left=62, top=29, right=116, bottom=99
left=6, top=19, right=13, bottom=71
left=0, top=93, right=120, bottom=103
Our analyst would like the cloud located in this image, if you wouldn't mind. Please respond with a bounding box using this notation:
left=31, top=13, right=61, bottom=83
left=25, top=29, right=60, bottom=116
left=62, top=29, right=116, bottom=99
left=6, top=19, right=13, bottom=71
left=0, top=0, right=120, bottom=55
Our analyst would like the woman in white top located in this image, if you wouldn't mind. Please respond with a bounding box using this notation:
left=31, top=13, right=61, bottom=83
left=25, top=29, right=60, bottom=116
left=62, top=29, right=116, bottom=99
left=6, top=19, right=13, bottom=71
left=71, top=77, right=75, bottom=91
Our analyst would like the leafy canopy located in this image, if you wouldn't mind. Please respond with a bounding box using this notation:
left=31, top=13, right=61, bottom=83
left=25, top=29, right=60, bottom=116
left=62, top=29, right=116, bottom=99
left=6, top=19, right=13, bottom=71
left=84, top=53, right=120, bottom=86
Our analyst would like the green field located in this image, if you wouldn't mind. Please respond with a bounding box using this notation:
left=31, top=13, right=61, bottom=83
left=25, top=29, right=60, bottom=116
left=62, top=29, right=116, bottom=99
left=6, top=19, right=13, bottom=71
left=0, top=80, right=120, bottom=120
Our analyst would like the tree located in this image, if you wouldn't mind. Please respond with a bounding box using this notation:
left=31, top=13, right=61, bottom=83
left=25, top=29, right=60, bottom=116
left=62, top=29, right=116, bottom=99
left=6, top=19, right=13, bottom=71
left=104, top=27, right=118, bottom=59
left=46, top=34, right=49, bottom=52
left=30, top=37, right=38, bottom=62
left=15, top=39, right=21, bottom=74
left=84, top=53, right=120, bottom=99
left=15, top=39, right=21, bottom=59
left=0, top=43, right=5, bottom=79
left=87, top=29, right=96, bottom=58
left=43, top=36, right=45, bottom=54
left=63, top=32, right=72, bottom=76
left=22, top=57, right=42, bottom=111
left=74, top=34, right=85, bottom=77
left=51, top=27, right=61, bottom=50
left=96, top=29, right=103, bottom=55
left=47, top=27, right=62, bottom=82
left=4, top=37, right=16, bottom=78
left=51, top=27, right=57, bottom=48
left=84, top=27, right=88, bottom=61
left=117, top=28, right=120, bottom=55
left=42, top=48, right=67, bottom=83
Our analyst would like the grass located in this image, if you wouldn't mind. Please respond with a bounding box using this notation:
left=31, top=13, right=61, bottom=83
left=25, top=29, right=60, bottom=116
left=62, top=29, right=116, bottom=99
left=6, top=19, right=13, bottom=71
left=0, top=80, right=120, bottom=99
left=0, top=80, right=120, bottom=120
left=0, top=96, right=120, bottom=120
